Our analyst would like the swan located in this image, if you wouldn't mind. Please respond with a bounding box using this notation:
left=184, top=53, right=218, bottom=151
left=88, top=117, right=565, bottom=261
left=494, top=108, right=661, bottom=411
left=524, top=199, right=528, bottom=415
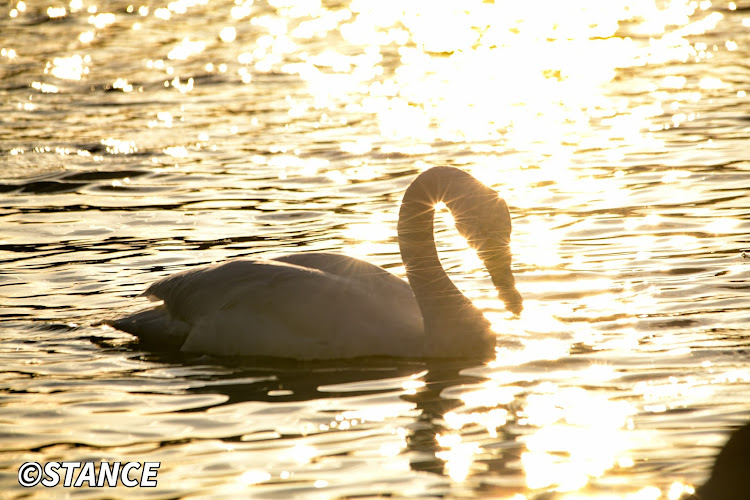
left=107, top=166, right=523, bottom=359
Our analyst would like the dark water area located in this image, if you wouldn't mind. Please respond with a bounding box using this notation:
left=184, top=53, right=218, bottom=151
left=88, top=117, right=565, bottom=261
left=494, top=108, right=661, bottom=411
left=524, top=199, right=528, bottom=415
left=2, top=0, right=750, bottom=498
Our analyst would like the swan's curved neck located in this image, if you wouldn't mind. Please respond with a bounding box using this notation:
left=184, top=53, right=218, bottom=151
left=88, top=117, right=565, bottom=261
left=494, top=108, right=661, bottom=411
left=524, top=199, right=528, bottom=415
left=397, top=167, right=493, bottom=336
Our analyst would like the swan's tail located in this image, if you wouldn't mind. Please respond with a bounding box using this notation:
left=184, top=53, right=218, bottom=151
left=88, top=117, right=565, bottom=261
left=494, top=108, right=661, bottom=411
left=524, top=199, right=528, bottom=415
left=106, top=306, right=189, bottom=348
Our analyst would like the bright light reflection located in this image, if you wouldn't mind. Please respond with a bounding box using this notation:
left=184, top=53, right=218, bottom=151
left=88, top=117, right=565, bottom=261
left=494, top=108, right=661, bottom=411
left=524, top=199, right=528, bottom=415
left=31, top=81, right=59, bottom=93
left=168, top=37, right=206, bottom=60
left=629, top=487, right=662, bottom=500
left=113, top=78, right=133, bottom=92
left=217, top=0, right=740, bottom=230
left=220, top=26, right=237, bottom=42
left=284, top=444, right=317, bottom=464
left=46, top=55, right=90, bottom=80
left=148, top=111, right=174, bottom=128
left=668, top=482, right=694, bottom=499
left=401, top=379, right=424, bottom=395
left=101, top=138, right=137, bottom=155
left=231, top=2, right=253, bottom=20
left=559, top=486, right=672, bottom=500
left=79, top=30, right=95, bottom=43
left=435, top=434, right=480, bottom=482
left=342, top=2, right=712, bottom=146
left=633, top=374, right=724, bottom=410
left=705, top=217, right=740, bottom=234
left=460, top=384, right=520, bottom=409
left=154, top=7, right=170, bottom=20
left=239, top=470, right=271, bottom=485
left=491, top=338, right=571, bottom=368
left=89, top=12, right=115, bottom=28
left=164, top=146, right=189, bottom=158
left=520, top=385, right=636, bottom=491
left=348, top=241, right=393, bottom=259
left=444, top=408, right=509, bottom=438
left=47, top=6, right=66, bottom=18
left=344, top=217, right=392, bottom=242
left=167, top=0, right=209, bottom=15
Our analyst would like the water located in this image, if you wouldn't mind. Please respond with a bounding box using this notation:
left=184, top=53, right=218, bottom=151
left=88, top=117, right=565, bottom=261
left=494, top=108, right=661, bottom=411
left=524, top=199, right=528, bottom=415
left=2, top=0, right=750, bottom=497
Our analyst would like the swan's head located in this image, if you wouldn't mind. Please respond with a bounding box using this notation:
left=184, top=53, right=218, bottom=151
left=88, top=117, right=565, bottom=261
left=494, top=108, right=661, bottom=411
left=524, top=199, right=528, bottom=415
left=452, top=187, right=524, bottom=316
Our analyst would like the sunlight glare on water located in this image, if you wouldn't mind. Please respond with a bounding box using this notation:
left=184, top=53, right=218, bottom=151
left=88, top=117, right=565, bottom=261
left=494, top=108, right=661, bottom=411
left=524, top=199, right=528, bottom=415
left=1, top=0, right=750, bottom=498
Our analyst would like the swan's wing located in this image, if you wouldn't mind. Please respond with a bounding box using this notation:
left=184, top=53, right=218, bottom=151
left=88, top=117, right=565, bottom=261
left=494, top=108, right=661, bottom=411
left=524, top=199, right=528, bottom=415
left=271, top=252, right=416, bottom=303
left=143, top=259, right=299, bottom=319
left=140, top=258, right=422, bottom=358
left=272, top=253, right=401, bottom=281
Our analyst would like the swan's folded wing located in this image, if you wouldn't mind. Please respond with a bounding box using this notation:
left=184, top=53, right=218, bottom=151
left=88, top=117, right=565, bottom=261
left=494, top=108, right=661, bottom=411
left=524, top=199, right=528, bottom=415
left=143, top=259, right=301, bottom=320
left=108, top=305, right=189, bottom=346
left=143, top=258, right=423, bottom=358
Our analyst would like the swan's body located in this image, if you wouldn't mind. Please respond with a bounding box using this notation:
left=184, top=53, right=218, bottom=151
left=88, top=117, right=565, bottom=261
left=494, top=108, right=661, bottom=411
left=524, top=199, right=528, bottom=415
left=114, top=254, right=423, bottom=357
left=108, top=166, right=522, bottom=359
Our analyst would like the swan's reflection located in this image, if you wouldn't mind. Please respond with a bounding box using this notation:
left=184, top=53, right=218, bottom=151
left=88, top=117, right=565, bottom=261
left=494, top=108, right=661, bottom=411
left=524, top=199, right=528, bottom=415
left=133, top=348, right=430, bottom=404
left=402, top=361, right=526, bottom=494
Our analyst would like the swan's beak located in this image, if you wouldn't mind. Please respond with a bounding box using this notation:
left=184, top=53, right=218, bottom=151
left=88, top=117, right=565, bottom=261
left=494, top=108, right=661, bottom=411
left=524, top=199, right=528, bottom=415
left=479, top=244, right=523, bottom=315
left=497, top=280, right=523, bottom=316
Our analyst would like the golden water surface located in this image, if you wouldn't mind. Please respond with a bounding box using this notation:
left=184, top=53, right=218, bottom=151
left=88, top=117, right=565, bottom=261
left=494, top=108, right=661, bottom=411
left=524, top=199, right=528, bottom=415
left=1, top=0, right=750, bottom=498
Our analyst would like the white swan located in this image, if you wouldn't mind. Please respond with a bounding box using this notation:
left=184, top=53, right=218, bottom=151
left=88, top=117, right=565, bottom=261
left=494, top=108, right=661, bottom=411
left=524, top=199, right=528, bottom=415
left=108, top=166, right=523, bottom=359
